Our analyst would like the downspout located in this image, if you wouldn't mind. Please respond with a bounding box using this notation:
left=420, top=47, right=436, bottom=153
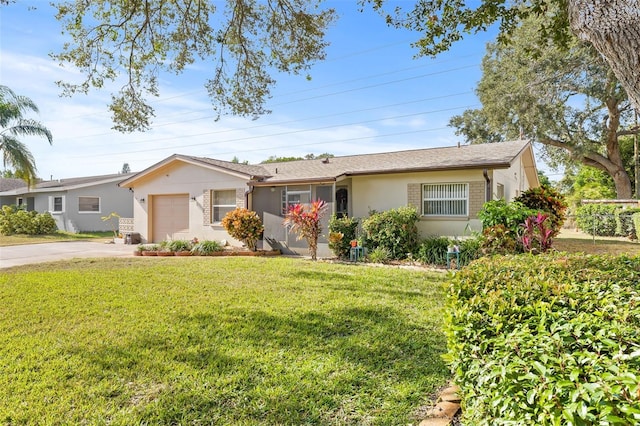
left=245, top=182, right=255, bottom=210
left=483, top=169, right=491, bottom=202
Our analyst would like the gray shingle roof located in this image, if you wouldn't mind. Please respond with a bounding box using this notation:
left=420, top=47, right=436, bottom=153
left=255, top=140, right=531, bottom=184
left=184, top=155, right=270, bottom=178
left=0, top=178, right=27, bottom=191
left=34, top=173, right=136, bottom=189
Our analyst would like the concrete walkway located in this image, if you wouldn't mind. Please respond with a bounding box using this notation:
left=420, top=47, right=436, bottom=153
left=0, top=241, right=134, bottom=269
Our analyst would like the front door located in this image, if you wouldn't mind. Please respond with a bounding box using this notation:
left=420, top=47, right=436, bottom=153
left=336, top=187, right=348, bottom=218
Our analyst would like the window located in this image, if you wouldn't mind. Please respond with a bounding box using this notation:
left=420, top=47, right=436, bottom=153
left=78, top=196, right=100, bottom=213
left=16, top=197, right=24, bottom=207
left=422, top=183, right=468, bottom=216
left=49, top=196, right=65, bottom=213
left=49, top=196, right=64, bottom=213
left=212, top=190, right=236, bottom=222
left=281, top=189, right=311, bottom=215
left=496, top=183, right=505, bottom=200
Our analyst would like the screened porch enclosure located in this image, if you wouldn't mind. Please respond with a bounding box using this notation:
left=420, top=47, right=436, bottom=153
left=254, top=183, right=337, bottom=257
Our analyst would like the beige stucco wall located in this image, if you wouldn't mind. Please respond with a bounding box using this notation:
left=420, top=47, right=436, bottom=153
left=350, top=169, right=489, bottom=237
left=493, top=159, right=529, bottom=200
left=130, top=161, right=248, bottom=243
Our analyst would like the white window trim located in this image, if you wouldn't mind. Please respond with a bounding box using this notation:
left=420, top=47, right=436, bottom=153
left=78, top=196, right=102, bottom=214
left=422, top=183, right=469, bottom=217
left=212, top=189, right=236, bottom=223
left=49, top=195, right=65, bottom=214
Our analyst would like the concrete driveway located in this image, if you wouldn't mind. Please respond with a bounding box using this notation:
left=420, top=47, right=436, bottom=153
left=0, top=241, right=135, bottom=269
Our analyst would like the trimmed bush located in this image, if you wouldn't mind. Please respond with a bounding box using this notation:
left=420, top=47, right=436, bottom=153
left=445, top=253, right=640, bottom=425
left=0, top=205, right=57, bottom=235
left=328, top=215, right=359, bottom=259
left=221, top=208, right=264, bottom=251
left=575, top=204, right=619, bottom=236
left=361, top=206, right=419, bottom=260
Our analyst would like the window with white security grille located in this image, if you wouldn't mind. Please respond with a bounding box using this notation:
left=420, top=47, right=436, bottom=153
left=422, top=183, right=468, bottom=216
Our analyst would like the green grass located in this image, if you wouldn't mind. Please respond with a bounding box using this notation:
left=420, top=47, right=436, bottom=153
left=554, top=237, right=640, bottom=255
left=0, top=231, right=113, bottom=246
left=0, top=257, right=449, bottom=425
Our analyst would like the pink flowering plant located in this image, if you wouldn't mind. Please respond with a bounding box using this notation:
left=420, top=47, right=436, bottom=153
left=283, top=199, right=328, bottom=260
left=520, top=212, right=554, bottom=254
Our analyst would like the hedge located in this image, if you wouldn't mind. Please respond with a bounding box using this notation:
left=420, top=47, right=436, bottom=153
left=445, top=253, right=640, bottom=425
left=575, top=204, right=619, bottom=236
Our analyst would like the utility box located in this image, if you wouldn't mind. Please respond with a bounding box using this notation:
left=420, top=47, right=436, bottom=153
left=124, top=232, right=141, bottom=244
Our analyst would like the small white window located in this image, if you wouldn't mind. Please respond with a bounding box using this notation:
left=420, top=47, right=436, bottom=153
left=78, top=196, right=100, bottom=213
left=212, top=190, right=236, bottom=222
left=49, top=196, right=65, bottom=213
left=496, top=183, right=505, bottom=200
left=16, top=197, right=24, bottom=207
left=422, top=183, right=468, bottom=216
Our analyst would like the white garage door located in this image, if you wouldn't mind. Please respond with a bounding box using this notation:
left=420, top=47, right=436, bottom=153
left=152, top=194, right=189, bottom=242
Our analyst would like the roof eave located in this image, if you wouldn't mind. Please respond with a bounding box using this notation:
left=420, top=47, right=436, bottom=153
left=343, top=162, right=514, bottom=177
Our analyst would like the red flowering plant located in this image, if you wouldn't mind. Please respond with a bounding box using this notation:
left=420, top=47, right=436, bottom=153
left=283, top=199, right=328, bottom=260
left=221, top=208, right=264, bottom=251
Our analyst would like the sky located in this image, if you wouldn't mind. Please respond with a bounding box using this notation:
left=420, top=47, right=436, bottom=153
left=0, top=1, right=503, bottom=180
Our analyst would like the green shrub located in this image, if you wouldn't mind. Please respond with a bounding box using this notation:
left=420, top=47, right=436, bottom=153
left=167, top=239, right=193, bottom=252
left=416, top=236, right=450, bottom=266
left=458, top=237, right=482, bottom=266
left=221, top=208, right=264, bottom=251
left=445, top=253, right=640, bottom=425
left=328, top=215, right=359, bottom=259
left=367, top=246, right=392, bottom=264
left=575, top=204, right=619, bottom=236
left=615, top=207, right=640, bottom=238
left=0, top=205, right=57, bottom=235
left=515, top=185, right=567, bottom=236
left=416, top=236, right=482, bottom=267
left=191, top=240, right=223, bottom=255
left=361, top=206, right=419, bottom=260
left=634, top=213, right=640, bottom=240
left=478, top=199, right=537, bottom=234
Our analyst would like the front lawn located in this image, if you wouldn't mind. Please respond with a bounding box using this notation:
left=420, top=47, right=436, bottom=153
left=0, top=231, right=112, bottom=246
left=0, top=257, right=448, bottom=425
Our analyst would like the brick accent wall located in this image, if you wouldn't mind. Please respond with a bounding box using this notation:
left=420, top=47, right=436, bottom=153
left=407, top=183, right=422, bottom=213
left=202, top=190, right=211, bottom=225
left=236, top=188, right=245, bottom=208
left=468, top=181, right=485, bottom=218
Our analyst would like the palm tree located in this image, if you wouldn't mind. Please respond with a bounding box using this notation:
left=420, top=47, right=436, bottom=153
left=0, top=85, right=53, bottom=185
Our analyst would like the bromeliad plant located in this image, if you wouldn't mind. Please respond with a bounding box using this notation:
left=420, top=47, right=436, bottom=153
left=521, top=212, right=554, bottom=254
left=283, top=199, right=328, bottom=260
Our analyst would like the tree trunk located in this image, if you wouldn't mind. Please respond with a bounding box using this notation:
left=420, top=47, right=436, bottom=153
left=582, top=152, right=634, bottom=198
left=568, top=0, right=640, bottom=113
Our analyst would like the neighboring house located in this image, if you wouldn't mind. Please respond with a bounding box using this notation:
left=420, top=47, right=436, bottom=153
left=0, top=173, right=135, bottom=233
left=119, top=140, right=539, bottom=256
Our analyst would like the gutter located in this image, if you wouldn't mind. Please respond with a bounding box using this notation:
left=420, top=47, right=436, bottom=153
left=483, top=169, right=491, bottom=202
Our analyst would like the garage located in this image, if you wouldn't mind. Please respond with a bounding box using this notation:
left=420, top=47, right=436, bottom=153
left=151, top=194, right=189, bottom=242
